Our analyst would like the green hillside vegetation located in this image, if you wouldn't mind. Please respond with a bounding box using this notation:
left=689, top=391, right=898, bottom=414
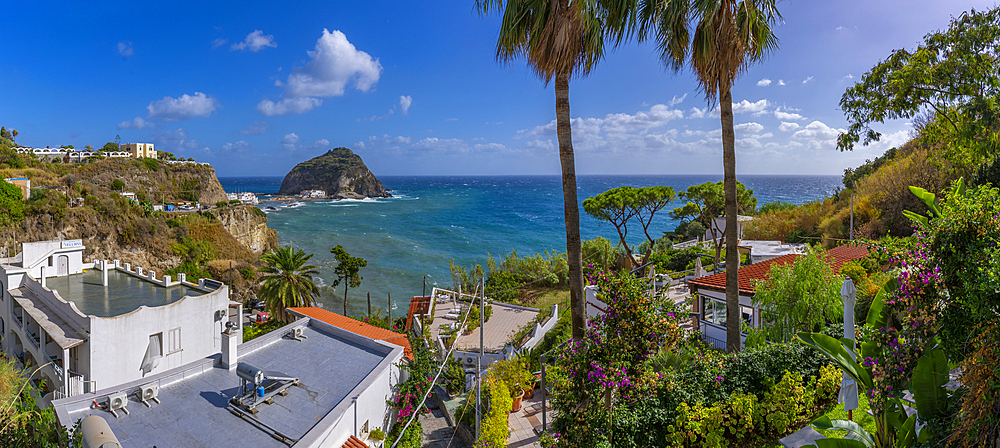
left=0, top=131, right=263, bottom=299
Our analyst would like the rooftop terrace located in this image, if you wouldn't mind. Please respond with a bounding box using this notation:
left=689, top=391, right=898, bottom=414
left=62, top=322, right=391, bottom=447
left=44, top=269, right=204, bottom=317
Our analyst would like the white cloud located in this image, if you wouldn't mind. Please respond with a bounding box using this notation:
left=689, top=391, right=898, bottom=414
left=792, top=120, right=846, bottom=150
left=117, top=117, right=154, bottom=130
left=667, top=94, right=687, bottom=107
left=152, top=128, right=201, bottom=152
left=777, top=79, right=786, bottom=86
left=284, top=29, right=382, bottom=98
left=844, top=74, right=855, bottom=80
left=399, top=95, right=412, bottom=115
left=474, top=142, right=507, bottom=152
left=836, top=26, right=847, bottom=31
left=774, top=107, right=806, bottom=121
left=117, top=42, right=133, bottom=57
left=734, top=122, right=764, bottom=134
left=222, top=140, right=253, bottom=153
left=778, top=122, right=801, bottom=132
left=280, top=133, right=300, bottom=150
left=240, top=121, right=270, bottom=135
left=257, top=97, right=322, bottom=116
left=688, top=107, right=706, bottom=119
left=803, top=76, right=814, bottom=84
left=732, top=99, right=770, bottom=114
left=525, top=139, right=555, bottom=152
left=756, top=78, right=772, bottom=87
left=211, top=38, right=228, bottom=49
left=231, top=30, right=277, bottom=52
left=147, top=92, right=219, bottom=122
left=413, top=137, right=470, bottom=153
left=303, top=138, right=331, bottom=150
left=445, top=118, right=459, bottom=122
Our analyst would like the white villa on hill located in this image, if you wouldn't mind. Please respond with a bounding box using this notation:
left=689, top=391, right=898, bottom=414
left=0, top=239, right=238, bottom=401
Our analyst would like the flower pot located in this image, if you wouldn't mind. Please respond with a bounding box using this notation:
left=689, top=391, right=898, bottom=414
left=511, top=395, right=523, bottom=413
left=522, top=387, right=533, bottom=400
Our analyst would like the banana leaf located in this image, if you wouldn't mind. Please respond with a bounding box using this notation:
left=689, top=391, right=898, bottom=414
left=910, top=347, right=949, bottom=421
left=811, top=416, right=875, bottom=446
left=796, top=332, right=872, bottom=388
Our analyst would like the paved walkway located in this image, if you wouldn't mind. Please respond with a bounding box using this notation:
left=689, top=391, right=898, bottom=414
left=420, top=407, right=469, bottom=448
left=506, top=388, right=549, bottom=448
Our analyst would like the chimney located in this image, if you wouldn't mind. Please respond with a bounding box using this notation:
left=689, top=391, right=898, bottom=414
left=222, top=328, right=239, bottom=370
left=102, top=260, right=108, bottom=287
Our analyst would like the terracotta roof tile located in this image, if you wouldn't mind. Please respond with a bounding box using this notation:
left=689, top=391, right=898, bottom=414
left=288, top=307, right=414, bottom=361
left=341, top=435, right=369, bottom=448
left=688, top=244, right=869, bottom=295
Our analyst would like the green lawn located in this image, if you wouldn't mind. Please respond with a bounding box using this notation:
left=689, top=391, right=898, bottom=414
left=531, top=287, right=570, bottom=310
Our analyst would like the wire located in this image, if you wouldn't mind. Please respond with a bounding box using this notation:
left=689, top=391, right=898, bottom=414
left=389, top=280, right=484, bottom=448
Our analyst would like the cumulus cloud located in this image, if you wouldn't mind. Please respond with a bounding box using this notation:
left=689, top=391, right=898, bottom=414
left=778, top=79, right=786, bottom=86
left=285, top=29, right=381, bottom=98
left=117, top=41, right=133, bottom=57
left=688, top=107, right=706, bottom=119
left=667, top=94, right=687, bottom=106
left=792, top=120, right=846, bottom=150
left=774, top=107, right=806, bottom=121
left=260, top=29, right=381, bottom=116
left=222, top=140, right=254, bottom=153
left=778, top=122, right=801, bottom=132
left=231, top=30, right=277, bottom=52
left=413, top=137, right=470, bottom=153
left=280, top=133, right=300, bottom=150
left=399, top=95, right=412, bottom=115
left=756, top=78, right=772, bottom=87
left=803, top=76, right=814, bottom=84
left=304, top=138, right=331, bottom=150
left=240, top=121, right=270, bottom=135
left=734, top=122, right=764, bottom=134
left=732, top=99, right=770, bottom=114
left=152, top=128, right=201, bottom=152
left=257, top=97, right=322, bottom=116
left=117, top=117, right=154, bottom=130
left=147, top=92, right=219, bottom=122
left=525, top=139, right=555, bottom=152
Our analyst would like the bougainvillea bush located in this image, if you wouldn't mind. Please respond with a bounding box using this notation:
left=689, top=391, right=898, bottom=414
left=545, top=271, right=838, bottom=448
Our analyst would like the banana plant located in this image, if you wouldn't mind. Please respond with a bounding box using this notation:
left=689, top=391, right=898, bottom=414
left=795, top=281, right=949, bottom=447
left=901, top=177, right=966, bottom=227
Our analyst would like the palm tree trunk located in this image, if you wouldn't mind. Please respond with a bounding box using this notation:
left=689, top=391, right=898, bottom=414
left=555, top=71, right=586, bottom=341
left=721, top=86, right=741, bottom=354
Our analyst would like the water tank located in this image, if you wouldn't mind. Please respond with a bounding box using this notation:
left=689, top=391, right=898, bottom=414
left=236, top=362, right=264, bottom=385
left=81, top=415, right=121, bottom=448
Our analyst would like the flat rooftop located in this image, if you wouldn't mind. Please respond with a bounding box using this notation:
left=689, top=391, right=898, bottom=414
left=44, top=269, right=204, bottom=317
left=64, top=323, right=389, bottom=447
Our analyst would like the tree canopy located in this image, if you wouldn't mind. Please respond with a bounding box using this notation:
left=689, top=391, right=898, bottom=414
left=331, top=245, right=367, bottom=315
left=753, top=248, right=843, bottom=342
left=838, top=7, right=1000, bottom=171
left=258, top=246, right=320, bottom=322
left=0, top=181, right=25, bottom=226
left=670, top=180, right=755, bottom=263
left=582, top=185, right=675, bottom=267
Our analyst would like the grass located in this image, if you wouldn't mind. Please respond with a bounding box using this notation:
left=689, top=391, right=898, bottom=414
left=815, top=392, right=877, bottom=439
left=531, top=287, right=570, bottom=311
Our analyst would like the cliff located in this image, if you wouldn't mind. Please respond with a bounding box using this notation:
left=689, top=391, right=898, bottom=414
left=277, top=147, right=390, bottom=198
left=73, top=158, right=229, bottom=205
left=215, top=205, right=279, bottom=254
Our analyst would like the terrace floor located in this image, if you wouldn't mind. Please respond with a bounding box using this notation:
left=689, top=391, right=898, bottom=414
left=44, top=269, right=204, bottom=317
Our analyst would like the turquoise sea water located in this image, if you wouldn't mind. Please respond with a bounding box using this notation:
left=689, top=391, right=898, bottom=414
left=219, top=175, right=841, bottom=315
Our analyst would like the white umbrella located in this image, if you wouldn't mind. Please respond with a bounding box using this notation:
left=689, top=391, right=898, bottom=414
left=838, top=278, right=859, bottom=417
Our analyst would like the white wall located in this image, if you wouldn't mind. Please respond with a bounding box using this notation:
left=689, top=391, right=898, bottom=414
left=87, top=286, right=230, bottom=390
left=20, top=240, right=84, bottom=278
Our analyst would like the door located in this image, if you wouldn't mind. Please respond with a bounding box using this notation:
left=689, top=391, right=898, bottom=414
left=57, top=255, right=69, bottom=276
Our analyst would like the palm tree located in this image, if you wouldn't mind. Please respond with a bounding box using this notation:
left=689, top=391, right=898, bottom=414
left=641, top=0, right=780, bottom=352
left=257, top=246, right=320, bottom=322
left=476, top=0, right=633, bottom=341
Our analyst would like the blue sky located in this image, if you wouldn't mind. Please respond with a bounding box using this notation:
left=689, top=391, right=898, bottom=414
left=1, top=1, right=992, bottom=177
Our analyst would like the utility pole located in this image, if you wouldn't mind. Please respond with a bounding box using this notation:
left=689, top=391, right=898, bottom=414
left=387, top=292, right=391, bottom=323
left=422, top=275, right=427, bottom=298
left=367, top=292, right=371, bottom=317
left=475, top=275, right=485, bottom=440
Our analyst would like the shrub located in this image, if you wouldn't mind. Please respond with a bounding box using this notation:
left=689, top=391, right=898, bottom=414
left=216, top=201, right=228, bottom=208
left=111, top=179, right=125, bottom=191
left=141, top=158, right=159, bottom=171
left=386, top=419, right=422, bottom=448
left=0, top=180, right=25, bottom=225
left=477, top=379, right=512, bottom=447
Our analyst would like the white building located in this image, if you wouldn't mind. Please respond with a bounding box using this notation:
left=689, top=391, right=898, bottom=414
left=300, top=190, right=327, bottom=199
left=739, top=240, right=808, bottom=264
left=0, top=239, right=236, bottom=401
left=705, top=215, right=754, bottom=243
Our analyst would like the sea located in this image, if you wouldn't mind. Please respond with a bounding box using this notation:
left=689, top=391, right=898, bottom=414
left=219, top=175, right=841, bottom=315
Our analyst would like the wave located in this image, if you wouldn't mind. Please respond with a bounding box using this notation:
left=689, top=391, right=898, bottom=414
left=329, top=203, right=360, bottom=207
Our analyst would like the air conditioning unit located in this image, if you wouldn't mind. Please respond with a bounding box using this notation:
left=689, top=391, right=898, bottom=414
left=139, top=383, right=160, bottom=407
left=215, top=309, right=227, bottom=320
left=465, top=357, right=475, bottom=366
left=288, top=326, right=307, bottom=341
left=107, top=392, right=129, bottom=418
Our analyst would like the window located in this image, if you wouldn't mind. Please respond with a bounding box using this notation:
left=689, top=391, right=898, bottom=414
left=167, top=327, right=182, bottom=354
left=149, top=333, right=163, bottom=358
left=703, top=298, right=727, bottom=326
left=48, top=256, right=53, bottom=267
left=741, top=306, right=755, bottom=327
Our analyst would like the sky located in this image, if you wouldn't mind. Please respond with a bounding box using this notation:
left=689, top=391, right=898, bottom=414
left=0, top=0, right=993, bottom=177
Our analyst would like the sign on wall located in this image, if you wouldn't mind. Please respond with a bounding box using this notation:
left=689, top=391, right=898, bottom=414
left=61, top=240, right=83, bottom=249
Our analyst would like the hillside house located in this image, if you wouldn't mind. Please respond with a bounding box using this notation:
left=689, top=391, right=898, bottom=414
left=121, top=142, right=156, bottom=159
left=0, top=239, right=237, bottom=401
left=687, top=244, right=869, bottom=349
left=3, top=178, right=30, bottom=200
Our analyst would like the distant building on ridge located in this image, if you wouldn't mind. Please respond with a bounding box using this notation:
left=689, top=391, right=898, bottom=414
left=122, top=143, right=156, bottom=159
